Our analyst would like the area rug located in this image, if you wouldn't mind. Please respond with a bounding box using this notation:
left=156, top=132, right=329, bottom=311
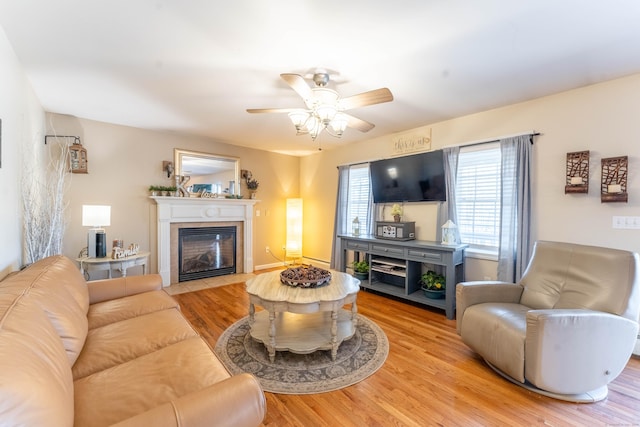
left=214, top=314, right=389, bottom=394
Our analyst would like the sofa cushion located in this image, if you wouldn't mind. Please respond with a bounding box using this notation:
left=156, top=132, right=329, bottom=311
left=0, top=255, right=89, bottom=365
left=73, top=308, right=199, bottom=379
left=74, top=337, right=232, bottom=427
left=460, top=302, right=529, bottom=382
left=87, top=289, right=179, bottom=329
left=0, top=294, right=75, bottom=427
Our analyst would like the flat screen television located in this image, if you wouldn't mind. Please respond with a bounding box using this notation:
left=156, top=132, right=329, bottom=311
left=369, top=150, right=446, bottom=203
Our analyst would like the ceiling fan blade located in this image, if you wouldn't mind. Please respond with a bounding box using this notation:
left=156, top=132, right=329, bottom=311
left=280, top=73, right=313, bottom=100
left=344, top=113, right=375, bottom=132
left=339, top=88, right=393, bottom=110
left=246, top=108, right=300, bottom=114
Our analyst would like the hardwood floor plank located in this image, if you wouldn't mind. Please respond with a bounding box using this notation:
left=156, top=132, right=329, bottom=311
left=173, top=281, right=640, bottom=426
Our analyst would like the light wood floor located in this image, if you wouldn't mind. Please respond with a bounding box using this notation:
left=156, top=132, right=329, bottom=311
left=173, top=280, right=640, bottom=427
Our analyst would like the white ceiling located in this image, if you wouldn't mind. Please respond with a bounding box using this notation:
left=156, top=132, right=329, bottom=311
left=2, top=1, right=640, bottom=156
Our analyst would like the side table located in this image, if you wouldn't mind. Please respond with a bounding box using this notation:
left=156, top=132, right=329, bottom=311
left=76, top=251, right=150, bottom=281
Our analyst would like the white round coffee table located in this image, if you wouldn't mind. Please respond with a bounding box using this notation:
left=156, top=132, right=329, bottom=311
left=246, top=269, right=360, bottom=362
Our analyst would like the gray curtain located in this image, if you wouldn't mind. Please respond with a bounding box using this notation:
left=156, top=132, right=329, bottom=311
left=330, top=165, right=350, bottom=270
left=497, top=135, right=533, bottom=282
left=438, top=146, right=460, bottom=243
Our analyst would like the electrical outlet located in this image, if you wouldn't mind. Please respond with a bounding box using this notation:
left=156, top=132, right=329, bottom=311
left=265, top=246, right=270, bottom=253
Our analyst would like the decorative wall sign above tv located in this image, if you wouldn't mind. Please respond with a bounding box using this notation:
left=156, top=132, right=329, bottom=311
left=601, top=156, right=628, bottom=203
left=391, top=128, right=432, bottom=155
left=565, top=150, right=589, bottom=194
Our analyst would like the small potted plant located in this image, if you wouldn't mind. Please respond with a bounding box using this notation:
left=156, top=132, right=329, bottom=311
left=419, top=271, right=446, bottom=299
left=391, top=203, right=402, bottom=222
left=148, top=185, right=160, bottom=196
left=352, top=260, right=369, bottom=281
left=246, top=178, right=259, bottom=199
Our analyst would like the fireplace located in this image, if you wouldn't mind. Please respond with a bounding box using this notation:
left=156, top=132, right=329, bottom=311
left=152, top=197, right=257, bottom=287
left=178, top=226, right=236, bottom=282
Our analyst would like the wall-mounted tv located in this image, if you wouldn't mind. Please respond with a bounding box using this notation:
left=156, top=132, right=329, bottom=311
left=370, top=150, right=446, bottom=203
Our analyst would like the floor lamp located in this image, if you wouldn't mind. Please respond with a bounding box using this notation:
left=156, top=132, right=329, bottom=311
left=286, top=198, right=302, bottom=263
left=82, top=205, right=111, bottom=258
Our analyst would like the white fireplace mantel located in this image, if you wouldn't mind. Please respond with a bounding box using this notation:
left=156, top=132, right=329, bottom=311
left=152, top=197, right=257, bottom=286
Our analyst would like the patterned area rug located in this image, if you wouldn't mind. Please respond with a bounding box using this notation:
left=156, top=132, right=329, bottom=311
left=214, top=314, right=389, bottom=394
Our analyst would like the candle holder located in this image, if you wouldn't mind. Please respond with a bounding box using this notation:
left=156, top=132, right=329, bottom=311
left=601, top=156, right=628, bottom=203
left=565, top=150, right=589, bottom=194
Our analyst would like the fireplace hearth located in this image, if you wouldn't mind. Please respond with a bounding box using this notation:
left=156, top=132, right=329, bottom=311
left=178, top=226, right=236, bottom=282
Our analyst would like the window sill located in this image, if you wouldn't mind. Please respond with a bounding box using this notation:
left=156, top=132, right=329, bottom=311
left=464, top=247, right=498, bottom=261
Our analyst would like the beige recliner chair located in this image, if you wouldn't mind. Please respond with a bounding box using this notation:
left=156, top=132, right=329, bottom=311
left=456, top=241, right=640, bottom=402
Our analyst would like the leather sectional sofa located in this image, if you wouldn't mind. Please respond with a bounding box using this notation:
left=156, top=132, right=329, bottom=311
left=0, top=255, right=266, bottom=426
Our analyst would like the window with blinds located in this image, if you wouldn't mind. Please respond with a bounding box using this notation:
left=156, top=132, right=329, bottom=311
left=455, top=143, right=501, bottom=251
left=348, top=164, right=371, bottom=230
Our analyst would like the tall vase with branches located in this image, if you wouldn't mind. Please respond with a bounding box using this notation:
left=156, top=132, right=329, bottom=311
left=22, top=137, right=70, bottom=265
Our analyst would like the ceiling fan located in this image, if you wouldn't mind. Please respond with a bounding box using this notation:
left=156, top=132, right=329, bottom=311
left=247, top=72, right=393, bottom=140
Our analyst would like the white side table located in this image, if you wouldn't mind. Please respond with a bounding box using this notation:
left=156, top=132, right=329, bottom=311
left=76, top=251, right=150, bottom=281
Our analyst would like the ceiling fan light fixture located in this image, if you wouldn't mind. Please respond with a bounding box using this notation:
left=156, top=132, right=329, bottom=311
left=288, top=110, right=310, bottom=132
left=330, top=113, right=349, bottom=135
left=316, top=104, right=337, bottom=124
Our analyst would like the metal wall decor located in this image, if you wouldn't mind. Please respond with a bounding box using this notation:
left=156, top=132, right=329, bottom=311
left=565, top=150, right=589, bottom=194
left=601, top=156, right=628, bottom=203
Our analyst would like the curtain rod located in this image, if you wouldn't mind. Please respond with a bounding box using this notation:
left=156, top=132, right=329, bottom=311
left=444, top=131, right=540, bottom=149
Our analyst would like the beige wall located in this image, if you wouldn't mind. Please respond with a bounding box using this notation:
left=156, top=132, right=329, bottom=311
left=302, top=72, right=640, bottom=281
left=0, top=26, right=45, bottom=278
left=47, top=114, right=299, bottom=276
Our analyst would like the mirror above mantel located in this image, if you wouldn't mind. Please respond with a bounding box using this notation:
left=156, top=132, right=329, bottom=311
left=174, top=148, right=240, bottom=196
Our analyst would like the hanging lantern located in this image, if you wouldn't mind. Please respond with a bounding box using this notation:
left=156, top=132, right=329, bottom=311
left=441, top=220, right=457, bottom=245
left=68, top=139, right=88, bottom=173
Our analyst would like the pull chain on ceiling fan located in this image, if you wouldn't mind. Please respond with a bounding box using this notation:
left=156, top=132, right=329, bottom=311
left=247, top=72, right=393, bottom=141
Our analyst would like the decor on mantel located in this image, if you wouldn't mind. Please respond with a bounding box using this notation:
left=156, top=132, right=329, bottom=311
left=601, top=156, right=628, bottom=203
left=565, top=150, right=589, bottom=194
left=391, top=203, right=403, bottom=222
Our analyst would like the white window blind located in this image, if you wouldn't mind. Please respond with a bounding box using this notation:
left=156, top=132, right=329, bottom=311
left=348, top=164, right=371, bottom=229
left=455, top=143, right=501, bottom=250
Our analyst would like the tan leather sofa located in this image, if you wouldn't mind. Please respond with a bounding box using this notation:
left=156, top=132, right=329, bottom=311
left=456, top=241, right=640, bottom=402
left=0, top=255, right=266, bottom=426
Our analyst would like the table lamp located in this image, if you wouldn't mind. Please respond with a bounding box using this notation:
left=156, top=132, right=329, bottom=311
left=82, top=205, right=111, bottom=258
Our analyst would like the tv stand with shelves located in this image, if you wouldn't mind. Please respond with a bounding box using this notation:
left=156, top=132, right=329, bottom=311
left=339, top=235, right=466, bottom=319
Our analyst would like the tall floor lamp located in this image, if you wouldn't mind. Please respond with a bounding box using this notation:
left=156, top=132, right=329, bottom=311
left=82, top=205, right=111, bottom=258
left=286, top=198, right=303, bottom=263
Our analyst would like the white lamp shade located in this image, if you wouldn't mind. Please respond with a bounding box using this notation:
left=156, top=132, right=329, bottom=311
left=82, top=205, right=111, bottom=227
left=286, top=198, right=303, bottom=259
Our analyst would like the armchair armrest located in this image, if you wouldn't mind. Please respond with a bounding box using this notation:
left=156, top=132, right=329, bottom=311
left=525, top=309, right=639, bottom=395
left=456, top=281, right=523, bottom=333
left=111, top=373, right=266, bottom=427
left=87, top=274, right=163, bottom=304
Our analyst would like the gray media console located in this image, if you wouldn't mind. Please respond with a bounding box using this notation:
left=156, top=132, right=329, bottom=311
left=338, top=235, right=467, bottom=319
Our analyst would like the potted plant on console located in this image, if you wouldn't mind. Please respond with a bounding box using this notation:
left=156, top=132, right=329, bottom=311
left=391, top=203, right=402, bottom=222
left=420, top=271, right=445, bottom=299
left=352, top=260, right=369, bottom=281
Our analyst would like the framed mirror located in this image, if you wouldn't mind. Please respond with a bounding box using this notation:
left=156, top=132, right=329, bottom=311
left=174, top=148, right=240, bottom=196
